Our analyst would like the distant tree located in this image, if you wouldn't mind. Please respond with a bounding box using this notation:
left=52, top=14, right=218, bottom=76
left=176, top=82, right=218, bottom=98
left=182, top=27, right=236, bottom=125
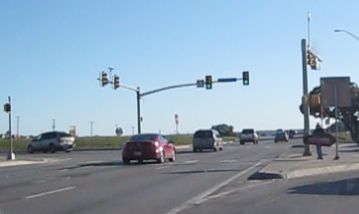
left=211, top=124, right=234, bottom=136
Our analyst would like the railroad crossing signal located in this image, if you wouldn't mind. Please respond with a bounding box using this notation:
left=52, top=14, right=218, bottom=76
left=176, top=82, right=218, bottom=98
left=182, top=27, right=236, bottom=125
left=113, top=75, right=120, bottom=89
left=205, top=75, right=212, bottom=89
left=242, top=71, right=249, bottom=85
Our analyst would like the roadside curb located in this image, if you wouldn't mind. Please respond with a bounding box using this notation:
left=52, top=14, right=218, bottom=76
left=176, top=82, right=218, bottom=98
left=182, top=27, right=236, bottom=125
left=286, top=162, right=359, bottom=179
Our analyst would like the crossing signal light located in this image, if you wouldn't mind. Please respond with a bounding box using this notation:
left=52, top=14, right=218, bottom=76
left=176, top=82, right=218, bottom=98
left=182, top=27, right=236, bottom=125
left=101, top=72, right=109, bottom=87
left=242, top=71, right=249, bottom=85
left=205, top=75, right=212, bottom=89
left=114, top=75, right=120, bottom=89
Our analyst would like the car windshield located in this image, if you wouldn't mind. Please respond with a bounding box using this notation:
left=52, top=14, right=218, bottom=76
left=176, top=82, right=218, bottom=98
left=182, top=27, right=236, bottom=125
left=59, top=132, right=72, bottom=137
left=242, top=129, right=254, bottom=134
left=194, top=131, right=213, bottom=138
left=129, top=134, right=158, bottom=142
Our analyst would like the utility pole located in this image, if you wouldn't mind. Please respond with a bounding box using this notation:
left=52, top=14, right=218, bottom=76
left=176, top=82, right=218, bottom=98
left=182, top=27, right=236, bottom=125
left=90, top=121, right=94, bottom=136
left=52, top=119, right=56, bottom=131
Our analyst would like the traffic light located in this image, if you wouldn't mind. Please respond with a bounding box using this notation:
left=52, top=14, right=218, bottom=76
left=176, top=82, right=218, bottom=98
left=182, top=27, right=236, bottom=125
left=113, top=75, right=120, bottom=89
left=307, top=50, right=319, bottom=70
left=101, top=71, right=109, bottom=87
left=242, top=71, right=249, bottom=85
left=3, top=103, right=10, bottom=113
left=205, top=75, right=212, bottom=89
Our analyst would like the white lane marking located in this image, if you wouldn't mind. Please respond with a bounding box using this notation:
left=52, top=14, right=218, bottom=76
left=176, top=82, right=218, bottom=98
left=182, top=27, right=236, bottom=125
left=156, top=166, right=170, bottom=170
left=166, top=160, right=264, bottom=214
left=182, top=160, right=198, bottom=164
left=25, top=186, right=76, bottom=200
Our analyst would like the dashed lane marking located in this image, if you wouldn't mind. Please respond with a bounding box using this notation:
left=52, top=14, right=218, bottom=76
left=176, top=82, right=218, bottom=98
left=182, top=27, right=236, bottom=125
left=25, top=186, right=76, bottom=200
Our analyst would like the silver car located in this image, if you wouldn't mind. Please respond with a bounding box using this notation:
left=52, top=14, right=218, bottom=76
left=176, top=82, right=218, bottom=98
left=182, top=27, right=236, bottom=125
left=27, top=131, right=76, bottom=153
left=192, top=129, right=223, bottom=152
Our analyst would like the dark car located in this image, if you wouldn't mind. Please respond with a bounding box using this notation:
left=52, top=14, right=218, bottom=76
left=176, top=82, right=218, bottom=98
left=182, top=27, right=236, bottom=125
left=122, top=133, right=176, bottom=164
left=274, top=129, right=289, bottom=143
left=27, top=131, right=76, bottom=153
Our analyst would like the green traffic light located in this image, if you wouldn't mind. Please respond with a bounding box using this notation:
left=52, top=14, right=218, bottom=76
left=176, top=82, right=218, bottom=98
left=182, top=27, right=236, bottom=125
left=242, top=71, right=249, bottom=86
left=205, top=75, right=212, bottom=90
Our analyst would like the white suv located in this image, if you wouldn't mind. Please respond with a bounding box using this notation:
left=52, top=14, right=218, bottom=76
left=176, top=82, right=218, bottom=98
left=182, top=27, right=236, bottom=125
left=240, top=129, right=258, bottom=145
left=27, top=131, right=76, bottom=153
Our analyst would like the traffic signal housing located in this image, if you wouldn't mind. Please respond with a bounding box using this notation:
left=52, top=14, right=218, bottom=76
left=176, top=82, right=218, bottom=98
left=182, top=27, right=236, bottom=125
left=307, top=49, right=319, bottom=70
left=101, top=72, right=109, bottom=87
left=113, top=75, right=120, bottom=89
left=205, top=75, right=212, bottom=89
left=242, top=71, right=249, bottom=85
left=3, top=103, right=11, bottom=113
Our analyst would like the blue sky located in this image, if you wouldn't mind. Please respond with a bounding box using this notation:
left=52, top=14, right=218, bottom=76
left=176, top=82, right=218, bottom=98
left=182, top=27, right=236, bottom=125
left=1, top=0, right=358, bottom=136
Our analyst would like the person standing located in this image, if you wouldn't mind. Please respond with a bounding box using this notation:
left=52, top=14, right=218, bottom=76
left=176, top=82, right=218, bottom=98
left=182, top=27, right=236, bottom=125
left=312, top=123, right=325, bottom=159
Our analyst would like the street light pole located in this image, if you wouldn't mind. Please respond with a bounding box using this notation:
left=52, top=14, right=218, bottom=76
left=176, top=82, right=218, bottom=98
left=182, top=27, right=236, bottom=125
left=52, top=119, right=56, bottom=131
left=16, top=116, right=20, bottom=138
left=334, top=29, right=359, bottom=42
left=136, top=87, right=141, bottom=134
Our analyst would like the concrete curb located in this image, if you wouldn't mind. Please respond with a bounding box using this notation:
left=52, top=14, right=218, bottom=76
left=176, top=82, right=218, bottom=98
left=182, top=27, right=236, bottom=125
left=286, top=162, right=359, bottom=179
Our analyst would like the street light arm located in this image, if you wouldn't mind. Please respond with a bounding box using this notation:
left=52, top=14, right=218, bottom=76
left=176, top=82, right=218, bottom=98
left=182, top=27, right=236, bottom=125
left=334, top=29, right=359, bottom=42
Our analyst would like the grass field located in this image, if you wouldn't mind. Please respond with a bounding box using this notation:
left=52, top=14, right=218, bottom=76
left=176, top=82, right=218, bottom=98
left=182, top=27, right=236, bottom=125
left=0, top=134, right=195, bottom=152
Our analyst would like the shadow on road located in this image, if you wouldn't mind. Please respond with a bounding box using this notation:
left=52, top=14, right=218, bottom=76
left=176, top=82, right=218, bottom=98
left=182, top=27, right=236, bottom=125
left=339, top=149, right=359, bottom=153
left=288, top=177, right=359, bottom=195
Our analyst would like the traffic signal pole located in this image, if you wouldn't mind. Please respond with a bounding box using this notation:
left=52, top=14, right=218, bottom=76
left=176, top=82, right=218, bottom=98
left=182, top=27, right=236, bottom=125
left=301, top=39, right=312, bottom=156
left=99, top=70, right=249, bottom=135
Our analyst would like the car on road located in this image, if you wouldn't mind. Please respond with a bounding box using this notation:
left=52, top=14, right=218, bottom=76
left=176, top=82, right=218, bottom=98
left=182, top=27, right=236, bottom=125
left=192, top=129, right=223, bottom=152
left=274, top=129, right=289, bottom=143
left=122, top=133, right=176, bottom=164
left=27, top=131, right=76, bottom=153
left=240, top=129, right=258, bottom=145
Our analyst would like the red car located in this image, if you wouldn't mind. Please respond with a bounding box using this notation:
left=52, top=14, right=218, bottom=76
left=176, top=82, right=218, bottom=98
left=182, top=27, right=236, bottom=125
left=122, top=133, right=176, bottom=164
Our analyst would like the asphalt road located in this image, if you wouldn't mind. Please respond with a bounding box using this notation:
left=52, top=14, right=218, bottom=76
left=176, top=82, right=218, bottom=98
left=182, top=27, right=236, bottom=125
left=0, top=140, right=289, bottom=214
left=184, top=169, right=359, bottom=214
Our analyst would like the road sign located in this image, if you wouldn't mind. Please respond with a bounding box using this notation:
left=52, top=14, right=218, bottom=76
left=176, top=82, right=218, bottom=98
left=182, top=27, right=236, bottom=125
left=217, top=78, right=237, bottom=83
left=320, top=77, right=351, bottom=108
left=196, top=80, right=204, bottom=88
